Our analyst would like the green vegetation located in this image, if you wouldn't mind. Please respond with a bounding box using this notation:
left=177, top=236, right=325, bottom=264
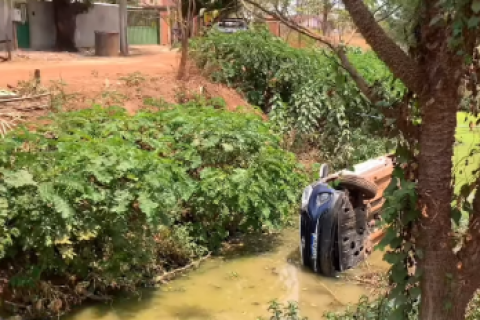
left=0, top=99, right=305, bottom=318
left=454, top=112, right=480, bottom=194
left=191, top=30, right=397, bottom=169
left=263, top=294, right=480, bottom=320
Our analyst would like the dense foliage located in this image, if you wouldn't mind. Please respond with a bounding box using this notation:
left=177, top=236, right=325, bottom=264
left=261, top=295, right=480, bottom=320
left=0, top=100, right=305, bottom=318
left=191, top=30, right=397, bottom=168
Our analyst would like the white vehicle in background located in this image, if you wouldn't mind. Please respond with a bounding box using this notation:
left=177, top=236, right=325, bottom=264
left=214, top=18, right=248, bottom=33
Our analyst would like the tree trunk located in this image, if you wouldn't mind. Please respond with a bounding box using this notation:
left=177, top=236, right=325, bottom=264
left=177, top=29, right=189, bottom=80
left=52, top=0, right=89, bottom=52
left=416, top=89, right=479, bottom=318
left=417, top=89, right=460, bottom=320
left=52, top=0, right=77, bottom=52
left=176, top=0, right=188, bottom=80
left=322, top=0, right=329, bottom=37
left=177, top=0, right=195, bottom=80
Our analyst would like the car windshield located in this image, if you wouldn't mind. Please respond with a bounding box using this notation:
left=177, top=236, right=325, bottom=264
left=218, top=21, right=245, bottom=28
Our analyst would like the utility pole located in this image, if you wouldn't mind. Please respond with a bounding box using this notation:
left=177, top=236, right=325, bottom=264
left=9, top=0, right=17, bottom=51
left=6, top=0, right=13, bottom=59
left=119, top=0, right=128, bottom=55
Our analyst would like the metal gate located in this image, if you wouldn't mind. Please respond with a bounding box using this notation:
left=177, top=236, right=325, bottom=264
left=16, top=23, right=30, bottom=49
left=127, top=8, right=160, bottom=45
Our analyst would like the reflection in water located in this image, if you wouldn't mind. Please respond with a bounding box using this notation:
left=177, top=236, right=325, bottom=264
left=66, top=229, right=388, bottom=320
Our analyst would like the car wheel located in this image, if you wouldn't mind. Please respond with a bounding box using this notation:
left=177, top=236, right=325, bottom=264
left=316, top=194, right=344, bottom=277
left=299, top=214, right=310, bottom=267
left=337, top=174, right=378, bottom=200
left=337, top=197, right=368, bottom=271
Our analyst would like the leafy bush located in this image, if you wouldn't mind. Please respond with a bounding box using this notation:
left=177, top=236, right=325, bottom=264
left=0, top=101, right=305, bottom=318
left=191, top=30, right=397, bottom=168
left=191, top=30, right=359, bottom=133
left=257, top=301, right=307, bottom=320
left=263, top=293, right=480, bottom=320
left=324, top=296, right=419, bottom=320
left=259, top=297, right=418, bottom=320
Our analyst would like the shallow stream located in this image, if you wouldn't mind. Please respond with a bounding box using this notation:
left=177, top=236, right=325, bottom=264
left=67, top=229, right=388, bottom=320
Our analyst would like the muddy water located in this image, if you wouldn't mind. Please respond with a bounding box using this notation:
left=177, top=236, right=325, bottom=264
left=67, top=229, right=388, bottom=320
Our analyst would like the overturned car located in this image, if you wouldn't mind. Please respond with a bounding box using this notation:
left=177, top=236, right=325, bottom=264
left=300, top=156, right=393, bottom=276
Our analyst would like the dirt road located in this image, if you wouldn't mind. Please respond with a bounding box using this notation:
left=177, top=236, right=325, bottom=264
left=0, top=47, right=251, bottom=114
left=0, top=47, right=179, bottom=88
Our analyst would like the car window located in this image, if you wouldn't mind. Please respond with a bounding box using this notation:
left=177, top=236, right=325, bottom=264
left=218, top=21, right=245, bottom=28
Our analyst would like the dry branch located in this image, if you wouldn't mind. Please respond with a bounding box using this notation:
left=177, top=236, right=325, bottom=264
left=154, top=252, right=212, bottom=284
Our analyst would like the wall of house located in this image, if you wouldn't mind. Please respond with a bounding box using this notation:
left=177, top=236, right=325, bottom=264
left=0, top=0, right=14, bottom=51
left=265, top=18, right=280, bottom=37
left=28, top=0, right=55, bottom=50
left=76, top=3, right=119, bottom=48
left=159, top=10, right=170, bottom=45
left=27, top=1, right=119, bottom=50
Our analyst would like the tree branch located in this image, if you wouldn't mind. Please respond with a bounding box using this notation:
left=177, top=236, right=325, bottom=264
left=243, top=0, right=336, bottom=49
left=375, top=4, right=403, bottom=24
left=242, top=0, right=381, bottom=103
left=341, top=0, right=422, bottom=94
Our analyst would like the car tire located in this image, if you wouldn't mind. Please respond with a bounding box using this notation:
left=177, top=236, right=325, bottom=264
left=337, top=174, right=378, bottom=200
left=337, top=197, right=368, bottom=271
left=299, top=214, right=310, bottom=267
left=316, top=195, right=343, bottom=277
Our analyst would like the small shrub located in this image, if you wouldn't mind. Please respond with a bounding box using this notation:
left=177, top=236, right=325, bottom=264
left=257, top=301, right=307, bottom=320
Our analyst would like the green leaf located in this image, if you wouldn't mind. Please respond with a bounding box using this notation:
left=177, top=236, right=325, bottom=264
left=39, top=182, right=55, bottom=202
left=0, top=197, right=8, bottom=210
left=389, top=305, right=406, bottom=320
left=384, top=252, right=403, bottom=265
left=261, top=207, right=271, bottom=219
left=451, top=208, right=462, bottom=226
left=2, top=170, right=37, bottom=188
left=473, top=0, right=480, bottom=13
left=468, top=17, right=480, bottom=28
left=53, top=195, right=74, bottom=219
left=221, top=143, right=234, bottom=152
left=391, top=263, right=408, bottom=284
left=459, top=184, right=471, bottom=198
left=410, top=287, right=421, bottom=299
left=138, top=192, right=158, bottom=218
left=378, top=227, right=397, bottom=251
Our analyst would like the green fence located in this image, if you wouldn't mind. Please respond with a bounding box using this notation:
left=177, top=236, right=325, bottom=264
left=127, top=26, right=159, bottom=45
left=127, top=9, right=160, bottom=45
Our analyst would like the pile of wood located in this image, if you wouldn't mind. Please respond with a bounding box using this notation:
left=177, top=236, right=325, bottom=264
left=0, top=88, right=51, bottom=136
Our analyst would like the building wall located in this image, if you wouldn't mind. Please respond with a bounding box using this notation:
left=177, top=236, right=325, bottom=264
left=265, top=18, right=280, bottom=37
left=76, top=3, right=119, bottom=48
left=28, top=0, right=55, bottom=50
left=27, top=1, right=119, bottom=50
left=0, top=0, right=14, bottom=51
left=159, top=10, right=170, bottom=45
